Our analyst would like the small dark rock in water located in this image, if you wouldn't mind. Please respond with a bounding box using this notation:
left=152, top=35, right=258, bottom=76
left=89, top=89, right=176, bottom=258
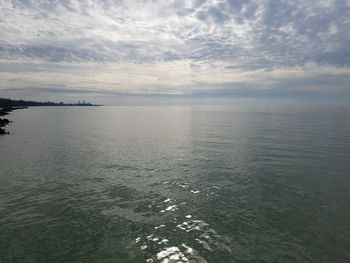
left=0, top=109, right=9, bottom=116
left=0, top=118, right=11, bottom=127
left=0, top=127, right=9, bottom=134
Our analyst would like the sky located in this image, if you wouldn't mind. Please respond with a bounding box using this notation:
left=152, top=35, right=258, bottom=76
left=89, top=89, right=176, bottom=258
left=0, top=0, right=350, bottom=104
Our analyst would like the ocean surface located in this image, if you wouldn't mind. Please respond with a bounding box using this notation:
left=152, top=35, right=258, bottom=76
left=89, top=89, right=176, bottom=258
left=1, top=101, right=350, bottom=263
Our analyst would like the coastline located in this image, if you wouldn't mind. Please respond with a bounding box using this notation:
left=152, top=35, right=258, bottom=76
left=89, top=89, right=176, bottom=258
left=0, top=98, right=101, bottom=135
left=0, top=106, right=28, bottom=134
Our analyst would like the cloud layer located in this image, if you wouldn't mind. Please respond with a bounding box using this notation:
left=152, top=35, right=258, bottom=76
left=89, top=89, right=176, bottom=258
left=1, top=0, right=350, bottom=101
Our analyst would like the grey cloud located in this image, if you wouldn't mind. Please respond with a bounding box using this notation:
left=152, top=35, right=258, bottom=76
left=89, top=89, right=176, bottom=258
left=1, top=86, right=119, bottom=94
left=187, top=0, right=350, bottom=67
left=1, top=0, right=350, bottom=67
left=0, top=0, right=350, bottom=99
left=196, top=6, right=229, bottom=23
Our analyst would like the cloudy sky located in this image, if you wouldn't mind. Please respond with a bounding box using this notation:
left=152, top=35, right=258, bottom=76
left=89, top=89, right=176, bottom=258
left=0, top=0, right=350, bottom=103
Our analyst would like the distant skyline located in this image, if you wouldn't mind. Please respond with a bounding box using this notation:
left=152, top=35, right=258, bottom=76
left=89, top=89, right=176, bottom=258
left=1, top=0, right=350, bottom=103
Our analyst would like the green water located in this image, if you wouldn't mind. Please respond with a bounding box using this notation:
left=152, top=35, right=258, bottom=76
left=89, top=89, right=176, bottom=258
left=1, top=103, right=350, bottom=262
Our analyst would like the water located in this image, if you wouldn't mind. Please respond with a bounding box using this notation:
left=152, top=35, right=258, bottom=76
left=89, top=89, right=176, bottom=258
left=1, top=102, right=350, bottom=262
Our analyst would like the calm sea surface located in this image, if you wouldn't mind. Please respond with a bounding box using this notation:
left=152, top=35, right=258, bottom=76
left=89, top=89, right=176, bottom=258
left=1, top=102, right=350, bottom=263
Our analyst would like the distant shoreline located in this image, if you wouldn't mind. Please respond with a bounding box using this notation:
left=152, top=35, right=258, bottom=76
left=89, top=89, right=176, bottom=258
left=0, top=97, right=101, bottom=108
left=0, top=98, right=101, bottom=135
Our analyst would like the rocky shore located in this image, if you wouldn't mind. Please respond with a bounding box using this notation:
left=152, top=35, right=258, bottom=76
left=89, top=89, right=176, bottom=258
left=0, top=106, right=27, bottom=134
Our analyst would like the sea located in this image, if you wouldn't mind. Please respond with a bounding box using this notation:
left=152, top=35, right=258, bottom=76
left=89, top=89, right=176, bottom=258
left=1, top=99, right=350, bottom=263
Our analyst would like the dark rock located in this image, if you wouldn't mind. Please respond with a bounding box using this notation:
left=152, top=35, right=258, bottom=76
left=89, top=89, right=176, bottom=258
left=0, top=106, right=28, bottom=134
left=0, top=109, right=9, bottom=116
left=0, top=118, right=11, bottom=127
left=0, top=127, right=9, bottom=134
left=0, top=107, right=15, bottom=116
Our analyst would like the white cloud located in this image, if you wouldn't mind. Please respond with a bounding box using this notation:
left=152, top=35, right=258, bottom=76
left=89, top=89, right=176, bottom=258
left=0, top=0, right=350, bottom=100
